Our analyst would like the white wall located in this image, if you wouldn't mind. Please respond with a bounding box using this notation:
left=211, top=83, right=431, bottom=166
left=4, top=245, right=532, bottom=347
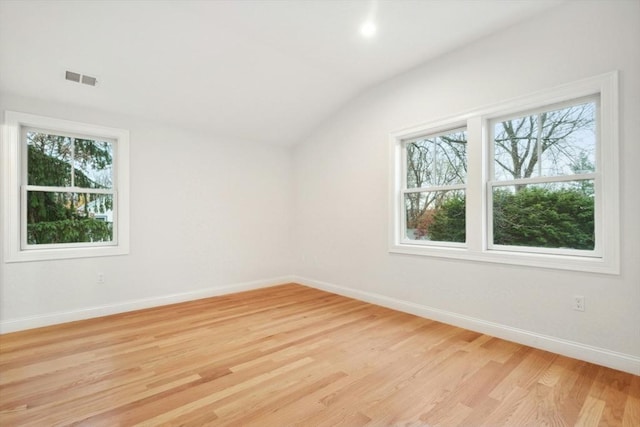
left=292, top=0, right=640, bottom=373
left=0, top=94, right=294, bottom=331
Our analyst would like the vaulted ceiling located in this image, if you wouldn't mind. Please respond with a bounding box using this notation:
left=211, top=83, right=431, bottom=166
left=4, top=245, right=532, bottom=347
left=0, top=0, right=565, bottom=146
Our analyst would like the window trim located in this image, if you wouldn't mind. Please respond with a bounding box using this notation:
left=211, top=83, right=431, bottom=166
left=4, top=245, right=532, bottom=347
left=487, top=95, right=601, bottom=258
left=389, top=71, right=619, bottom=274
left=2, top=111, right=130, bottom=262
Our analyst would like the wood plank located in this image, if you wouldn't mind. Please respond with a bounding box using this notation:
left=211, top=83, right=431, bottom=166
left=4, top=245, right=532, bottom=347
left=0, top=283, right=637, bottom=426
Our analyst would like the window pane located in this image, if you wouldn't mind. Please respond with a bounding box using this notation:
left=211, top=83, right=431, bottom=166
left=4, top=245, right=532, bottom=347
left=492, top=181, right=594, bottom=250
left=27, top=131, right=73, bottom=186
left=406, top=129, right=467, bottom=188
left=404, top=190, right=465, bottom=242
left=26, top=131, right=114, bottom=189
left=74, top=138, right=114, bottom=189
left=493, top=101, right=596, bottom=181
left=26, top=191, right=114, bottom=244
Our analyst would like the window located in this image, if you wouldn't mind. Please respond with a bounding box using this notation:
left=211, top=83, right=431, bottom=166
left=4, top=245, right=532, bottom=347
left=489, top=98, right=598, bottom=255
left=403, top=127, right=467, bottom=245
left=2, top=111, right=130, bottom=262
left=389, top=72, right=619, bottom=273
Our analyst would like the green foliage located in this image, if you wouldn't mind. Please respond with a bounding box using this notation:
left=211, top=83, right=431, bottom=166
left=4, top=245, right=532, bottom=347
left=27, top=219, right=112, bottom=244
left=28, top=141, right=111, bottom=189
left=424, top=187, right=594, bottom=250
left=28, top=144, right=72, bottom=187
left=425, top=195, right=466, bottom=243
left=493, top=187, right=594, bottom=250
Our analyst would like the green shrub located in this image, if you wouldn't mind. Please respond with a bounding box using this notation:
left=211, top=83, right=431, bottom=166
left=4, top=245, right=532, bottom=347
left=426, top=187, right=594, bottom=249
left=27, top=219, right=113, bottom=244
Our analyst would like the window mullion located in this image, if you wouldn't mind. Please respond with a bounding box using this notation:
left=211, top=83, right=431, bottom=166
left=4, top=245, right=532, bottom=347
left=465, top=116, right=484, bottom=253
left=536, top=113, right=542, bottom=177
left=70, top=137, right=75, bottom=188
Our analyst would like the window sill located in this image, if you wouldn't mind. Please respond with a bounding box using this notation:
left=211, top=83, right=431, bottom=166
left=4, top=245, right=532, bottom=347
left=5, top=244, right=129, bottom=263
left=389, top=244, right=619, bottom=275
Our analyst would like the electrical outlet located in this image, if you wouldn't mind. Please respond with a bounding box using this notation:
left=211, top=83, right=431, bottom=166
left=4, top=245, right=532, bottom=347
left=573, top=295, right=585, bottom=311
left=97, top=273, right=105, bottom=284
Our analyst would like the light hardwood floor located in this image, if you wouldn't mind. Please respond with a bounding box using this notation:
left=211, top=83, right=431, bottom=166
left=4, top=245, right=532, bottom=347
left=0, top=284, right=638, bottom=426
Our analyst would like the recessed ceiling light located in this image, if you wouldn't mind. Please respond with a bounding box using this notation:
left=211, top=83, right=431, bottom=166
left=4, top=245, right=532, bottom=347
left=360, top=21, right=377, bottom=38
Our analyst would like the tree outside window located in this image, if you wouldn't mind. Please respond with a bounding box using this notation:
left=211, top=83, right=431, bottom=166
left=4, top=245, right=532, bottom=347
left=25, top=130, right=116, bottom=246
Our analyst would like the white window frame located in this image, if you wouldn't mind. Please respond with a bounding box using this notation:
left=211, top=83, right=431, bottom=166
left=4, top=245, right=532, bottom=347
left=399, top=125, right=468, bottom=249
left=487, top=95, right=601, bottom=258
left=389, top=71, right=619, bottom=274
left=2, top=111, right=130, bottom=262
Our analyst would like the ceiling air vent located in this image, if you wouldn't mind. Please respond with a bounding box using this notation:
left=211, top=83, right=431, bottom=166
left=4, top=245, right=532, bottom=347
left=81, top=75, right=97, bottom=86
left=65, top=70, right=98, bottom=86
left=65, top=71, right=81, bottom=83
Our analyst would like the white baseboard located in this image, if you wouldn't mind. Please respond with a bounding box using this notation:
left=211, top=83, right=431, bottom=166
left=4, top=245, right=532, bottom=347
left=4, top=274, right=638, bottom=375
left=0, top=275, right=295, bottom=334
left=293, top=276, right=640, bottom=376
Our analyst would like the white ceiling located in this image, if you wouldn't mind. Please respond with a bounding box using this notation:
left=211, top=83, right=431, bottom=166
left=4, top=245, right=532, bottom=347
left=0, top=0, right=565, bottom=146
